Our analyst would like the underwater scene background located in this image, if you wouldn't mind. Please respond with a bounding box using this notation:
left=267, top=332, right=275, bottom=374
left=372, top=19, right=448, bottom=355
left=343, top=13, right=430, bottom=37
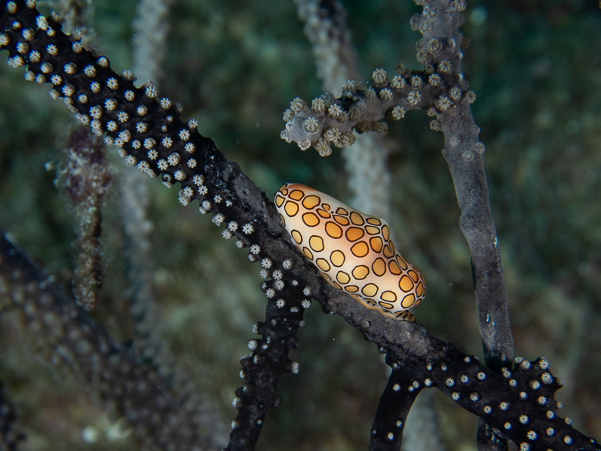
left=1, top=0, right=600, bottom=449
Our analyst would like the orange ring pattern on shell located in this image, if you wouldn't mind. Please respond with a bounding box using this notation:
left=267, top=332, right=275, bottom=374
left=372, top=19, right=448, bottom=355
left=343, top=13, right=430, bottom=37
left=275, top=183, right=426, bottom=322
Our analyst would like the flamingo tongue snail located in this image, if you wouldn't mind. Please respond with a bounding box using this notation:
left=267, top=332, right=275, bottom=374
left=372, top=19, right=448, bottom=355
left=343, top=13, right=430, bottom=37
left=275, top=183, right=425, bottom=322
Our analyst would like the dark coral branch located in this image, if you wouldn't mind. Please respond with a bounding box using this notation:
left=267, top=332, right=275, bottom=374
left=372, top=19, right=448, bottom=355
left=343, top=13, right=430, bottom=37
left=411, top=0, right=513, bottom=368
left=281, top=68, right=448, bottom=156
left=0, top=233, right=219, bottom=450
left=369, top=353, right=423, bottom=451
left=317, top=283, right=599, bottom=451
left=411, top=2, right=514, bottom=445
left=228, top=270, right=311, bottom=450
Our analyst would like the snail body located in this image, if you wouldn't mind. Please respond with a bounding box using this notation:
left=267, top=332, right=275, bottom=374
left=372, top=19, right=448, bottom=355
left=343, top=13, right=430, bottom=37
left=275, top=183, right=425, bottom=321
